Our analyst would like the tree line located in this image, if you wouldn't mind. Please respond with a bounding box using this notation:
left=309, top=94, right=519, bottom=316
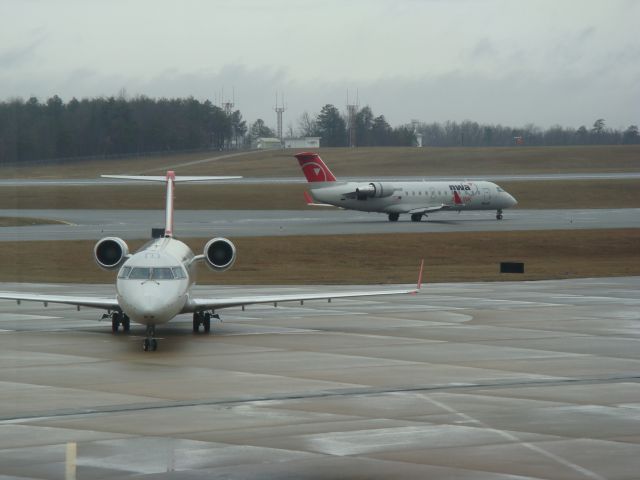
left=414, top=118, right=640, bottom=147
left=0, top=95, right=638, bottom=164
left=0, top=95, right=247, bottom=164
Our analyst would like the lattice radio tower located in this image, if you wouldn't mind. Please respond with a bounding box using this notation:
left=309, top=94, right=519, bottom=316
left=274, top=92, right=286, bottom=144
left=220, top=87, right=235, bottom=115
left=346, top=90, right=359, bottom=147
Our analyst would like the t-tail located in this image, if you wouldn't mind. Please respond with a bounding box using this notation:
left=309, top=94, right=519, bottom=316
left=101, top=171, right=242, bottom=237
left=295, top=152, right=337, bottom=182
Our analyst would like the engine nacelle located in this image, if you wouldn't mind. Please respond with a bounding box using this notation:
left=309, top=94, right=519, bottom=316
left=204, top=237, right=236, bottom=272
left=94, top=237, right=129, bottom=270
left=355, top=182, right=395, bottom=200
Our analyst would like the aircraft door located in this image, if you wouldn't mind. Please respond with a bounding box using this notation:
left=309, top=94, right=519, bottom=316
left=483, top=187, right=491, bottom=205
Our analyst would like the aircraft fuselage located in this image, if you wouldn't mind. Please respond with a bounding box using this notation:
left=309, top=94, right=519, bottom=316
left=116, top=237, right=194, bottom=326
left=310, top=180, right=517, bottom=214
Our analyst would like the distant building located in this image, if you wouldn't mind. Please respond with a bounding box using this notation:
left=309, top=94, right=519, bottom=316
left=255, top=137, right=282, bottom=149
left=284, top=137, right=321, bottom=149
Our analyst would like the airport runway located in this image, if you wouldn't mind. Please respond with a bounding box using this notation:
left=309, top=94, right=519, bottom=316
left=0, top=277, right=639, bottom=478
left=2, top=172, right=640, bottom=186
left=1, top=208, right=639, bottom=241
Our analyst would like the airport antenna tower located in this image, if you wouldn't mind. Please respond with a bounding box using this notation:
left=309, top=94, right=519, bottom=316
left=274, top=92, right=286, bottom=144
left=346, top=90, right=359, bottom=147
left=220, top=87, right=235, bottom=115
left=217, top=88, right=237, bottom=149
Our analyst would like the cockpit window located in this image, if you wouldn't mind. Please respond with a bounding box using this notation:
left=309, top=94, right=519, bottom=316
left=172, top=266, right=186, bottom=279
left=129, top=267, right=152, bottom=280
left=118, top=266, right=132, bottom=279
left=124, top=266, right=184, bottom=280
left=152, top=267, right=174, bottom=280
left=496, top=187, right=504, bottom=192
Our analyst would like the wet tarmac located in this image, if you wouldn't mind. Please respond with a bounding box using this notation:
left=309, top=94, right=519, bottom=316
left=1, top=208, right=639, bottom=241
left=0, top=277, right=639, bottom=479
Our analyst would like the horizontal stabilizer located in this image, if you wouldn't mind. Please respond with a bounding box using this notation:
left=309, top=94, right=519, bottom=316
left=101, top=175, right=242, bottom=182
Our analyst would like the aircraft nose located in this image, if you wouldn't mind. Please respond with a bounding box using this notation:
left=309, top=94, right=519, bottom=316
left=507, top=193, right=518, bottom=207
left=120, top=282, right=184, bottom=323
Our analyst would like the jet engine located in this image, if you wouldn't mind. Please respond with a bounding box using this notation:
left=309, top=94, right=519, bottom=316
left=355, top=182, right=395, bottom=200
left=204, top=237, right=236, bottom=272
left=94, top=237, right=129, bottom=270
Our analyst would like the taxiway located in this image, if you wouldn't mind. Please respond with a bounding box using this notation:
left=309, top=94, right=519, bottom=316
left=1, top=208, right=639, bottom=241
left=0, top=277, right=639, bottom=478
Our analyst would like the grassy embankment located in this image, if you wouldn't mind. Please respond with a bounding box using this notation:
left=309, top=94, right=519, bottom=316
left=3, top=145, right=640, bottom=178
left=1, top=229, right=638, bottom=284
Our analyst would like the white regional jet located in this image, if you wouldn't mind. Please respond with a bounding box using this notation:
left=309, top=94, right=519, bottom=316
left=0, top=171, right=420, bottom=351
left=296, top=152, right=518, bottom=222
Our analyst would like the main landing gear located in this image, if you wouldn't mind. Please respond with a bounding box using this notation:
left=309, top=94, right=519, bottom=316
left=496, top=208, right=503, bottom=220
left=143, top=325, right=158, bottom=351
left=410, top=213, right=423, bottom=222
left=388, top=213, right=399, bottom=222
left=110, top=312, right=130, bottom=333
left=193, top=311, right=219, bottom=333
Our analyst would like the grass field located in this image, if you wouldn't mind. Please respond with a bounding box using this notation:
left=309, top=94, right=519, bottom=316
left=1, top=229, right=638, bottom=284
left=1, top=179, right=639, bottom=210
left=3, top=145, right=639, bottom=179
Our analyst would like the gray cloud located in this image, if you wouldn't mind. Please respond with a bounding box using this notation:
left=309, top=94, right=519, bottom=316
left=0, top=0, right=638, bottom=129
left=0, top=30, right=47, bottom=68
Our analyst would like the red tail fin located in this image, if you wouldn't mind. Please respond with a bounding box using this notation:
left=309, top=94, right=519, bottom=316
left=294, top=152, right=337, bottom=182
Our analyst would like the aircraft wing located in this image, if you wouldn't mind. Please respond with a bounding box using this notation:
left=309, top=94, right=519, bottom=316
left=407, top=204, right=452, bottom=214
left=185, top=287, right=418, bottom=312
left=0, top=292, right=119, bottom=310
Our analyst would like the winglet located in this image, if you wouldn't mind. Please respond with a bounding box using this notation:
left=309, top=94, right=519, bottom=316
left=416, top=258, right=424, bottom=291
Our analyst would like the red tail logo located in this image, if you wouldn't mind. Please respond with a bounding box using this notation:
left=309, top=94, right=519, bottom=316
left=453, top=190, right=463, bottom=205
left=295, top=152, right=337, bottom=182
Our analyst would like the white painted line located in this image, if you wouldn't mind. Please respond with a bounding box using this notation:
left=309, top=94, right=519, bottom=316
left=418, top=393, right=606, bottom=480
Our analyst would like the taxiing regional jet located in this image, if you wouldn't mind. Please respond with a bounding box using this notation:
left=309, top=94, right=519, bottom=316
left=0, top=171, right=421, bottom=351
left=296, top=152, right=518, bottom=222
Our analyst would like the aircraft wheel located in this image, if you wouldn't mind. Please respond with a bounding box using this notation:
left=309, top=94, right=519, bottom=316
left=151, top=339, right=158, bottom=351
left=192, top=313, right=201, bottom=333
left=122, top=316, right=131, bottom=332
left=410, top=213, right=422, bottom=222
left=388, top=213, right=399, bottom=222
left=143, top=338, right=150, bottom=351
left=203, top=313, right=211, bottom=333
left=111, top=313, right=120, bottom=333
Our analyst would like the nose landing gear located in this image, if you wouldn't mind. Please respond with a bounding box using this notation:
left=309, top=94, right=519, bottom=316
left=496, top=209, right=503, bottom=220
left=143, top=325, right=158, bottom=351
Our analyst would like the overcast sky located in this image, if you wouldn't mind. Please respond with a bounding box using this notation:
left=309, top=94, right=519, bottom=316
left=1, top=0, right=638, bottom=130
